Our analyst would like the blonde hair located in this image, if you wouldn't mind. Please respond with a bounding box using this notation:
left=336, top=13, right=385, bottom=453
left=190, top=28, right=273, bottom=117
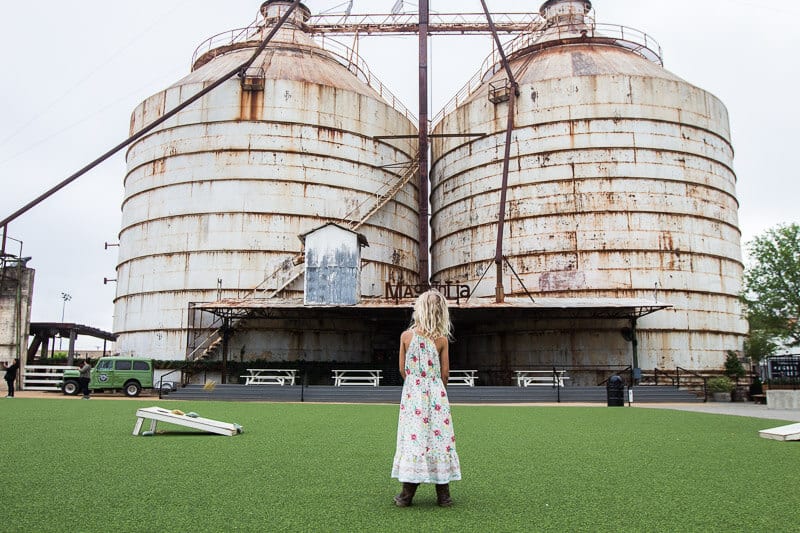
left=410, top=290, right=453, bottom=340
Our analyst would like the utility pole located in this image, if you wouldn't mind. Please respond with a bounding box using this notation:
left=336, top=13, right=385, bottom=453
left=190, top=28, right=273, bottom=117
left=417, top=0, right=430, bottom=285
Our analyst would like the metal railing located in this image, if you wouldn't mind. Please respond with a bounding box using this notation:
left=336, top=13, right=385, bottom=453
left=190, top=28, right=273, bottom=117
left=190, top=28, right=415, bottom=122
left=676, top=367, right=708, bottom=402
left=185, top=303, right=227, bottom=361
left=653, top=367, right=676, bottom=386
left=596, top=366, right=633, bottom=387
left=432, top=21, right=662, bottom=126
left=305, top=12, right=541, bottom=34
left=157, top=366, right=185, bottom=400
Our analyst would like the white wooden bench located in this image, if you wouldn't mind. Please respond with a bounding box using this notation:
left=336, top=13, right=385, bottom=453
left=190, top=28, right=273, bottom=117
left=133, top=406, right=242, bottom=436
left=332, top=369, right=382, bottom=387
left=448, top=369, right=478, bottom=386
left=515, top=370, right=569, bottom=388
left=240, top=368, right=297, bottom=386
left=22, top=365, right=78, bottom=391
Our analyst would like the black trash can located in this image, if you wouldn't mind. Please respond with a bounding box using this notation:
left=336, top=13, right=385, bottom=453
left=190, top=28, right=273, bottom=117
left=607, top=375, right=625, bottom=407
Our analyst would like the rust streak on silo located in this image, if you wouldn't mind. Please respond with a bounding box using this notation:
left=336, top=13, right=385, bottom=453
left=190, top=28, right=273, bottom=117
left=429, top=0, right=746, bottom=370
left=114, top=0, right=419, bottom=360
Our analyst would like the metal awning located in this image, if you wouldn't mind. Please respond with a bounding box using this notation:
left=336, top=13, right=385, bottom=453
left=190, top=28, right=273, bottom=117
left=27, top=323, right=117, bottom=363
left=191, top=297, right=670, bottom=321
left=29, top=323, right=117, bottom=341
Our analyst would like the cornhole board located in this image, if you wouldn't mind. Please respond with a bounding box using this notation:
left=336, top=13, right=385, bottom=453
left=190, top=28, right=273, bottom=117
left=758, top=423, right=800, bottom=441
left=133, top=407, right=241, bottom=436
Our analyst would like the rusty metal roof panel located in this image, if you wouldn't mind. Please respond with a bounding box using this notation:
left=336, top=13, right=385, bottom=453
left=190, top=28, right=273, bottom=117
left=195, top=296, right=669, bottom=313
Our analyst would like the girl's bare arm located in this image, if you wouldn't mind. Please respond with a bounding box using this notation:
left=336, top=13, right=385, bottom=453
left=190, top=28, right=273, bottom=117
left=437, top=337, right=450, bottom=386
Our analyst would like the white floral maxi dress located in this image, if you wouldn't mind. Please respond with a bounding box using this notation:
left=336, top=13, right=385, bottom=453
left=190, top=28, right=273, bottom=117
left=391, top=332, right=461, bottom=484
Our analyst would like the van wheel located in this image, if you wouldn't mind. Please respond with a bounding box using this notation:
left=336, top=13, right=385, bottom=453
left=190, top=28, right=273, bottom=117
left=63, top=380, right=80, bottom=395
left=124, top=381, right=141, bottom=397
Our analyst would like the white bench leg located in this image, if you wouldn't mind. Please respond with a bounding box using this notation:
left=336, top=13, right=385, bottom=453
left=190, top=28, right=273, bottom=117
left=133, top=417, right=144, bottom=436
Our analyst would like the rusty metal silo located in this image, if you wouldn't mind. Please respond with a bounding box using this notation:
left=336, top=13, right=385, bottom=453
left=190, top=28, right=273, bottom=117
left=114, top=1, right=418, bottom=360
left=430, top=0, right=746, bottom=370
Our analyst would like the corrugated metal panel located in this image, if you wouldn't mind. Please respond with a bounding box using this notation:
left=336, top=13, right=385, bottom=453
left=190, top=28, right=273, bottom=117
left=431, top=37, right=746, bottom=369
left=115, top=10, right=418, bottom=360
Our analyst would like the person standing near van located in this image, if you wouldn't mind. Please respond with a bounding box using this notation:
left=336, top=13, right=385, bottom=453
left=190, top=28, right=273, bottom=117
left=4, top=358, right=19, bottom=398
left=78, top=360, right=91, bottom=399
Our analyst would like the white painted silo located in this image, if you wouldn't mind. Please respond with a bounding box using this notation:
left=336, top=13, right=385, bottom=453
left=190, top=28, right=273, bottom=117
left=430, top=0, right=746, bottom=370
left=115, top=1, right=418, bottom=360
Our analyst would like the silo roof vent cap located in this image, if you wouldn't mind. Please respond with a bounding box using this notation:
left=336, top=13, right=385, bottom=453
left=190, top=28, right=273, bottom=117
left=540, top=0, right=592, bottom=25
left=260, top=0, right=312, bottom=26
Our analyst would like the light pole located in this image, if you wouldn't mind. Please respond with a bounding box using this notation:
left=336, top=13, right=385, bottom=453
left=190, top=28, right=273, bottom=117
left=59, top=292, right=72, bottom=351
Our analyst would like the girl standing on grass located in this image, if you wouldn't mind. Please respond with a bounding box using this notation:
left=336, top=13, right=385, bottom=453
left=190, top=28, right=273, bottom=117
left=391, top=290, right=461, bottom=507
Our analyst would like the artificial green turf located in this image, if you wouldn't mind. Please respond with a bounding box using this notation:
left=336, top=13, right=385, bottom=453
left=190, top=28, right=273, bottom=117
left=0, top=398, right=797, bottom=532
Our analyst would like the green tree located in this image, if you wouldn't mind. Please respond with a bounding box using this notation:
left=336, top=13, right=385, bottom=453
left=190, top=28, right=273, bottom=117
left=724, top=350, right=745, bottom=382
left=742, top=223, right=800, bottom=346
left=743, top=329, right=777, bottom=364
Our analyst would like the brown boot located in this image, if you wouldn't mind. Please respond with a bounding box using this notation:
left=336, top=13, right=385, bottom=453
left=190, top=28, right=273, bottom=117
left=394, top=482, right=419, bottom=507
left=436, top=483, right=453, bottom=507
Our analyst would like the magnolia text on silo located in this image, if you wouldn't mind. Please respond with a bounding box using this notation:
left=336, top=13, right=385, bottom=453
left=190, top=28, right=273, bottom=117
left=384, top=281, right=471, bottom=304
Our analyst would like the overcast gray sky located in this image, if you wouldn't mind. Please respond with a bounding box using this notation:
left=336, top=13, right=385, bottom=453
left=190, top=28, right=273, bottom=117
left=1, top=0, right=797, bottom=349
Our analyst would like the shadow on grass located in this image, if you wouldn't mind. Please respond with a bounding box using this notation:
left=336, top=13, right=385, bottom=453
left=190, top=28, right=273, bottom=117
left=139, top=430, right=235, bottom=437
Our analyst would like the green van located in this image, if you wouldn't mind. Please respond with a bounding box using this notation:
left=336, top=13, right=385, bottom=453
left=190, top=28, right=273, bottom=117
left=61, top=357, right=154, bottom=397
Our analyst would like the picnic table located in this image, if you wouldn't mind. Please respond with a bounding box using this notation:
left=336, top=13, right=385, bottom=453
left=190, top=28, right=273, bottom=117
left=240, top=368, right=297, bottom=386
left=448, top=370, right=478, bottom=386
left=515, top=370, right=569, bottom=387
left=332, top=369, right=382, bottom=387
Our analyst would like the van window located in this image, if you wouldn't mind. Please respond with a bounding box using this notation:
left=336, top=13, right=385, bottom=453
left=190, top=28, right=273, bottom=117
left=97, top=360, right=113, bottom=370
left=116, top=360, right=132, bottom=370
left=133, top=361, right=150, bottom=371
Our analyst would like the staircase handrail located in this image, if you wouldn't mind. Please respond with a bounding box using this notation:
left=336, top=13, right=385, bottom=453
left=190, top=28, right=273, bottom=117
left=240, top=254, right=304, bottom=301
left=340, top=153, right=419, bottom=230
left=186, top=310, right=226, bottom=361
left=653, top=367, right=676, bottom=387
left=597, top=366, right=632, bottom=386
left=158, top=364, right=191, bottom=399
left=261, top=262, right=306, bottom=299
left=676, top=367, right=708, bottom=402
left=552, top=366, right=561, bottom=402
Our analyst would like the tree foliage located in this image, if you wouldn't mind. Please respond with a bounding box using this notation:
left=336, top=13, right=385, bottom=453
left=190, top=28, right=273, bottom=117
left=724, top=350, right=745, bottom=381
left=742, top=223, right=800, bottom=346
left=743, top=329, right=777, bottom=363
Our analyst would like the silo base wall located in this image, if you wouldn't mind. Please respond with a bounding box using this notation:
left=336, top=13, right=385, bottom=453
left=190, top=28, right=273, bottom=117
left=449, top=319, right=742, bottom=386
left=229, top=318, right=401, bottom=364
left=118, top=315, right=408, bottom=364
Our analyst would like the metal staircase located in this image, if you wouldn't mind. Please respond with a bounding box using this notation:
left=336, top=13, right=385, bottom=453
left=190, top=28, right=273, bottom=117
left=242, top=152, right=419, bottom=303
left=340, top=155, right=419, bottom=232
left=186, top=154, right=419, bottom=362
